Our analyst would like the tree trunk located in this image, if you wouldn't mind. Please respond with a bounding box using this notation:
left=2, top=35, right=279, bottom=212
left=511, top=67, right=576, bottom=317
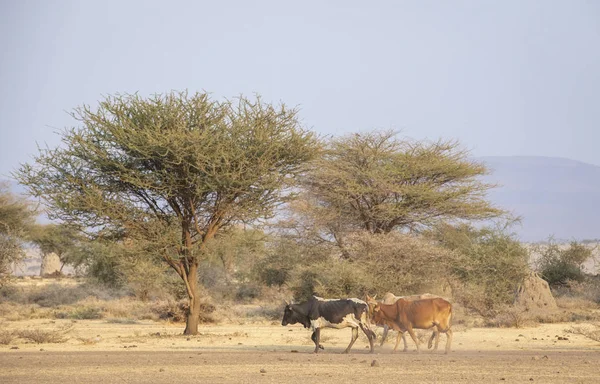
left=183, top=262, right=201, bottom=335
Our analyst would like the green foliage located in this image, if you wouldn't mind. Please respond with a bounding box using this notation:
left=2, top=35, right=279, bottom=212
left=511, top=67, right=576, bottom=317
left=16, top=91, right=320, bottom=334
left=0, top=182, right=36, bottom=284
left=285, top=232, right=452, bottom=301
left=29, top=223, right=84, bottom=269
left=254, top=235, right=330, bottom=289
left=299, top=130, right=503, bottom=240
left=291, top=270, right=319, bottom=301
left=66, top=306, right=104, bottom=320
left=235, top=282, right=262, bottom=301
left=427, top=223, right=530, bottom=317
left=71, top=241, right=124, bottom=287
left=202, top=228, right=269, bottom=281
left=535, top=240, right=592, bottom=287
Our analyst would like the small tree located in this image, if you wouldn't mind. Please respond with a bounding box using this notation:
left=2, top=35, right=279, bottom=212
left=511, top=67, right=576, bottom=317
left=535, top=240, right=592, bottom=287
left=297, top=130, right=503, bottom=253
left=29, top=223, right=84, bottom=272
left=0, top=182, right=36, bottom=284
left=16, top=92, right=320, bottom=334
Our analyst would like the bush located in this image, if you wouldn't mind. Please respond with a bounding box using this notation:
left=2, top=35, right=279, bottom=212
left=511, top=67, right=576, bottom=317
left=286, top=232, right=452, bottom=301
left=17, top=325, right=72, bottom=343
left=290, top=270, right=319, bottom=301
left=198, top=263, right=234, bottom=300
left=427, top=223, right=529, bottom=318
left=235, top=283, right=262, bottom=301
left=68, top=306, right=104, bottom=320
left=535, top=241, right=592, bottom=287
left=150, top=299, right=216, bottom=323
left=259, top=266, right=289, bottom=288
left=254, top=235, right=331, bottom=290
left=0, top=329, right=15, bottom=345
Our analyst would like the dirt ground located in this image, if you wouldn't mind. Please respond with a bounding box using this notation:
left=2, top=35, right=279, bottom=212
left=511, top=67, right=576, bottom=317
left=1, top=319, right=600, bottom=383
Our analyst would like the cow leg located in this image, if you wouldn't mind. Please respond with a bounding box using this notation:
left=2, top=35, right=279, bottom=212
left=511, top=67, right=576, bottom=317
left=406, top=326, right=420, bottom=353
left=402, top=332, right=408, bottom=351
left=428, top=329, right=439, bottom=350
left=312, top=329, right=322, bottom=354
left=380, top=324, right=389, bottom=346
left=310, top=331, right=324, bottom=350
left=444, top=329, right=453, bottom=354
left=392, top=331, right=405, bottom=352
left=359, top=324, right=375, bottom=353
left=344, top=327, right=359, bottom=354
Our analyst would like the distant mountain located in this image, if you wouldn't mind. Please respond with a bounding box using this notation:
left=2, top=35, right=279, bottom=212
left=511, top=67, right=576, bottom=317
left=478, top=156, right=600, bottom=242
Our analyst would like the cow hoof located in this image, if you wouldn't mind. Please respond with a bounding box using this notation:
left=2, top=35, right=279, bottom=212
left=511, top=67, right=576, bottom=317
left=319, top=345, right=324, bottom=350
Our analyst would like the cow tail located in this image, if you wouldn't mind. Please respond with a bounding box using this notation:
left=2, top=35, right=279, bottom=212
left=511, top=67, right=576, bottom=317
left=441, top=304, right=452, bottom=332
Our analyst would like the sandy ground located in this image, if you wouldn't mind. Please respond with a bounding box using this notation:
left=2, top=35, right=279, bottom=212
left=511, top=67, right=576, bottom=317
left=1, top=319, right=600, bottom=383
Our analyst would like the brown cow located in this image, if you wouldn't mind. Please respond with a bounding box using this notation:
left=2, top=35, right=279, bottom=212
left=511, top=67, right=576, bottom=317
left=372, top=297, right=453, bottom=354
left=366, top=293, right=438, bottom=352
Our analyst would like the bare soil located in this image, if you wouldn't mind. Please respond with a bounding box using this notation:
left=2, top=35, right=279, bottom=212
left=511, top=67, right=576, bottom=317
left=1, top=320, right=599, bottom=383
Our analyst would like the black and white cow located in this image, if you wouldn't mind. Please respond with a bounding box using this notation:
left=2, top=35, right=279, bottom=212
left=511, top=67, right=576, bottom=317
left=281, top=296, right=375, bottom=354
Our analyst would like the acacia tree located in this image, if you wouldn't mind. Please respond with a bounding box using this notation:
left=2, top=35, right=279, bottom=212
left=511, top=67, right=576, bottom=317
left=16, top=92, right=320, bottom=334
left=297, top=130, right=503, bottom=250
left=0, top=182, right=36, bottom=283
left=29, top=223, right=83, bottom=272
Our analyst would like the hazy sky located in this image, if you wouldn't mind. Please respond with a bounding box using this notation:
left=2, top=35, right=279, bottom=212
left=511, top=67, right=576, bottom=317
left=1, top=0, right=599, bottom=179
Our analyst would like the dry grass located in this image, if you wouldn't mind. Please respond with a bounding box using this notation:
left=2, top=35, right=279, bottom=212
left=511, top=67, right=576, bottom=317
left=566, top=324, right=600, bottom=342
left=105, top=318, right=139, bottom=324
left=555, top=295, right=600, bottom=311
left=0, top=329, right=15, bottom=345
left=77, top=336, right=101, bottom=345
left=16, top=324, right=73, bottom=344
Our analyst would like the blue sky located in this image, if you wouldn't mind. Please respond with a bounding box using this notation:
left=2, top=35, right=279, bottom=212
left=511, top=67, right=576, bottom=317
left=1, top=0, right=599, bottom=180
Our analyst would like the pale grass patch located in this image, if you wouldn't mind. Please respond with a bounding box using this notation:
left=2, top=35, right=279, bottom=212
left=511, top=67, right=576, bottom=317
left=566, top=323, right=600, bottom=342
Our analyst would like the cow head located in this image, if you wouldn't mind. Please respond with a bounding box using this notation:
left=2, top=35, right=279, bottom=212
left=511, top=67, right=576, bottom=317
left=371, top=304, right=384, bottom=325
left=281, top=303, right=300, bottom=326
left=365, top=294, right=378, bottom=321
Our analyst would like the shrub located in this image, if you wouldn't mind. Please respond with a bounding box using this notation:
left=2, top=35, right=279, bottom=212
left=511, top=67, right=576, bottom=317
left=259, top=267, right=289, bottom=288
left=346, top=232, right=452, bottom=295
left=426, top=223, right=529, bottom=318
left=235, top=283, right=262, bottom=301
left=150, top=299, right=216, bottom=323
left=290, top=270, right=319, bottom=301
left=286, top=232, right=452, bottom=301
left=0, top=329, right=15, bottom=345
left=69, top=306, right=104, bottom=320
left=535, top=241, right=592, bottom=287
left=17, top=325, right=72, bottom=343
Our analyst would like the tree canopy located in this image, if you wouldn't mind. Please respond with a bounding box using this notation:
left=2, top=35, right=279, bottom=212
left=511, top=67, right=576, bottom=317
left=0, top=182, right=36, bottom=283
left=16, top=91, right=320, bottom=334
left=297, top=130, right=503, bottom=245
left=29, top=223, right=84, bottom=271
